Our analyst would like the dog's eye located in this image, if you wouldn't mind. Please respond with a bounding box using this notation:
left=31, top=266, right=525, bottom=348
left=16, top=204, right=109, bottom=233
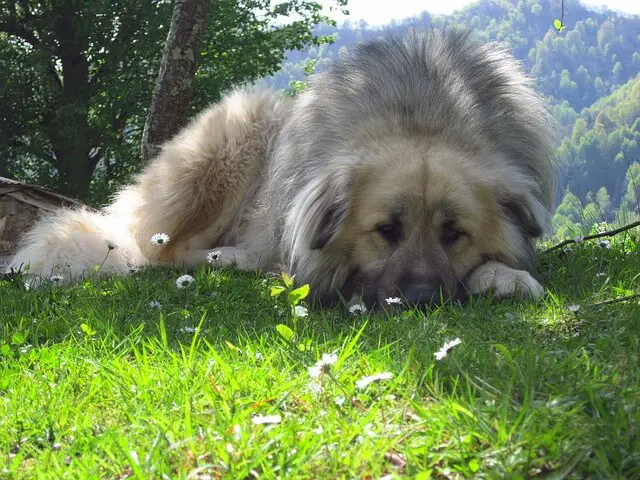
left=376, top=220, right=402, bottom=244
left=440, top=221, right=465, bottom=247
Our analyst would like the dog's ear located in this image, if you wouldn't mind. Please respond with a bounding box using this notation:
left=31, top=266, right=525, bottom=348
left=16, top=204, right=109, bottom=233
left=499, top=197, right=544, bottom=238
left=497, top=186, right=549, bottom=239
left=489, top=162, right=551, bottom=239
left=294, top=170, right=352, bottom=251
left=309, top=199, right=349, bottom=249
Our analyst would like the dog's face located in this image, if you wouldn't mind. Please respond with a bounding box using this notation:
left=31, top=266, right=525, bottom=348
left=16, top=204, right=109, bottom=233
left=313, top=137, right=542, bottom=307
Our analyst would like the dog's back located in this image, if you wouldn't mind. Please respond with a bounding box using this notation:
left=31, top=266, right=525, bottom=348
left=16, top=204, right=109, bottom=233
left=7, top=87, right=290, bottom=285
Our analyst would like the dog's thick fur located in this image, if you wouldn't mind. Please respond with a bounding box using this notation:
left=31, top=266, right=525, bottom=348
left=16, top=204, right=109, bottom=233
left=8, top=30, right=555, bottom=306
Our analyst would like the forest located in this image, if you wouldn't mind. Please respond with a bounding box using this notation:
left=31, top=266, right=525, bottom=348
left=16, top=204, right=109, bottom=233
left=1, top=0, right=638, bottom=239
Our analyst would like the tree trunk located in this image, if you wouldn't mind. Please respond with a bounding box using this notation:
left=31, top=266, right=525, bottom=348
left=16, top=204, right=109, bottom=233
left=0, top=177, right=83, bottom=256
left=141, top=0, right=211, bottom=164
left=46, top=1, right=94, bottom=200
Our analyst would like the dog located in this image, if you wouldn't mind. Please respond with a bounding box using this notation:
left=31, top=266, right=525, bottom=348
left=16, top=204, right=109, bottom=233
left=8, top=29, right=555, bottom=307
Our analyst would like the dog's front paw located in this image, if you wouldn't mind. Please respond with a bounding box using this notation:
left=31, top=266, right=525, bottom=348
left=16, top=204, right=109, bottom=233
left=466, top=261, right=544, bottom=299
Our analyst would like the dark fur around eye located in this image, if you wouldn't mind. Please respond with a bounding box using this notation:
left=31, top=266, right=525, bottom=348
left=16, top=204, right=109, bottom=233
left=376, top=218, right=403, bottom=244
left=440, top=220, right=465, bottom=247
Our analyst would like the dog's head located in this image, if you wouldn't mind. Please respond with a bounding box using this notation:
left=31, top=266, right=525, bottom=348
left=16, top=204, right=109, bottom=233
left=304, top=137, right=549, bottom=307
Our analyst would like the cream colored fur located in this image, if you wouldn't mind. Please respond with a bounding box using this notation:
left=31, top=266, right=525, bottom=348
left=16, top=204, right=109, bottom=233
left=466, top=261, right=545, bottom=299
left=8, top=87, right=290, bottom=286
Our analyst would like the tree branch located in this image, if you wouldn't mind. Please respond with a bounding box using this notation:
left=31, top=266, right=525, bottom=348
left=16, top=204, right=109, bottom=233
left=592, top=293, right=640, bottom=307
left=542, top=220, right=640, bottom=254
left=0, top=18, right=63, bottom=92
left=140, top=0, right=210, bottom=164
left=8, top=138, right=55, bottom=165
left=0, top=20, right=40, bottom=46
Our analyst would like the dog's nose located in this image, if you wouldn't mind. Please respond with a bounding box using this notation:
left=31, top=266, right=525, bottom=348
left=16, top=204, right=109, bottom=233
left=403, top=282, right=443, bottom=305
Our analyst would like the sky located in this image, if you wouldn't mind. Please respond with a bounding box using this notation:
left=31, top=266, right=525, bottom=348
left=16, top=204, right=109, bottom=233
left=332, top=0, right=640, bottom=26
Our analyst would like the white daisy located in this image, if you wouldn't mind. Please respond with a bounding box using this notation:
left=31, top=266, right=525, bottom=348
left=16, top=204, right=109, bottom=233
left=307, top=381, right=323, bottom=395
left=179, top=326, right=197, bottom=334
left=355, top=372, right=394, bottom=390
left=348, top=303, right=367, bottom=315
left=334, top=395, right=346, bottom=406
left=206, top=250, right=222, bottom=263
left=148, top=300, right=161, bottom=309
left=567, top=304, right=580, bottom=313
left=106, top=240, right=117, bottom=250
left=573, top=236, right=585, bottom=244
left=434, top=337, right=462, bottom=361
left=150, top=233, right=170, bottom=246
left=363, top=423, right=376, bottom=437
left=293, top=305, right=309, bottom=318
left=175, top=274, right=195, bottom=289
left=319, top=352, right=338, bottom=366
left=308, top=352, right=339, bottom=378
left=252, top=414, right=282, bottom=425
left=385, top=297, right=402, bottom=305
left=598, top=239, right=612, bottom=249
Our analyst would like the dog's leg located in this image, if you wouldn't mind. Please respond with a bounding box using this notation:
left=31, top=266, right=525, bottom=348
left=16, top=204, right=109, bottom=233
left=118, top=88, right=290, bottom=269
left=465, top=261, right=544, bottom=299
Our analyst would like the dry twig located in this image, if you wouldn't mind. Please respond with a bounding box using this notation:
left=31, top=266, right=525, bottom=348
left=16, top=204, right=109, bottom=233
left=542, top=220, right=640, bottom=254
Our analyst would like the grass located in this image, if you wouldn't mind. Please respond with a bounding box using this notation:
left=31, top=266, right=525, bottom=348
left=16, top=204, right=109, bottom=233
left=0, top=231, right=638, bottom=479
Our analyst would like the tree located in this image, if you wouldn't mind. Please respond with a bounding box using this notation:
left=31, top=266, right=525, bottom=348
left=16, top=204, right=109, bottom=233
left=616, top=162, right=640, bottom=223
left=595, top=186, right=612, bottom=219
left=0, top=0, right=347, bottom=203
left=552, top=189, right=584, bottom=240
left=555, top=189, right=583, bottom=224
left=596, top=20, right=615, bottom=51
left=188, top=0, right=346, bottom=112
left=141, top=0, right=210, bottom=164
left=0, top=0, right=170, bottom=200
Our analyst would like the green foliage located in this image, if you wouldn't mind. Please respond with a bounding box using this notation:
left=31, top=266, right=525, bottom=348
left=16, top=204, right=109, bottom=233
left=0, top=0, right=172, bottom=201
left=0, top=0, right=347, bottom=204
left=616, top=162, right=640, bottom=224
left=552, top=189, right=584, bottom=239
left=555, top=76, right=640, bottom=215
left=269, top=271, right=311, bottom=321
left=284, top=59, right=317, bottom=96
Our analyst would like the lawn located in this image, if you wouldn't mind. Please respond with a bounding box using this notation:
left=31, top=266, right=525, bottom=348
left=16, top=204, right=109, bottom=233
left=0, top=231, right=638, bottom=479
